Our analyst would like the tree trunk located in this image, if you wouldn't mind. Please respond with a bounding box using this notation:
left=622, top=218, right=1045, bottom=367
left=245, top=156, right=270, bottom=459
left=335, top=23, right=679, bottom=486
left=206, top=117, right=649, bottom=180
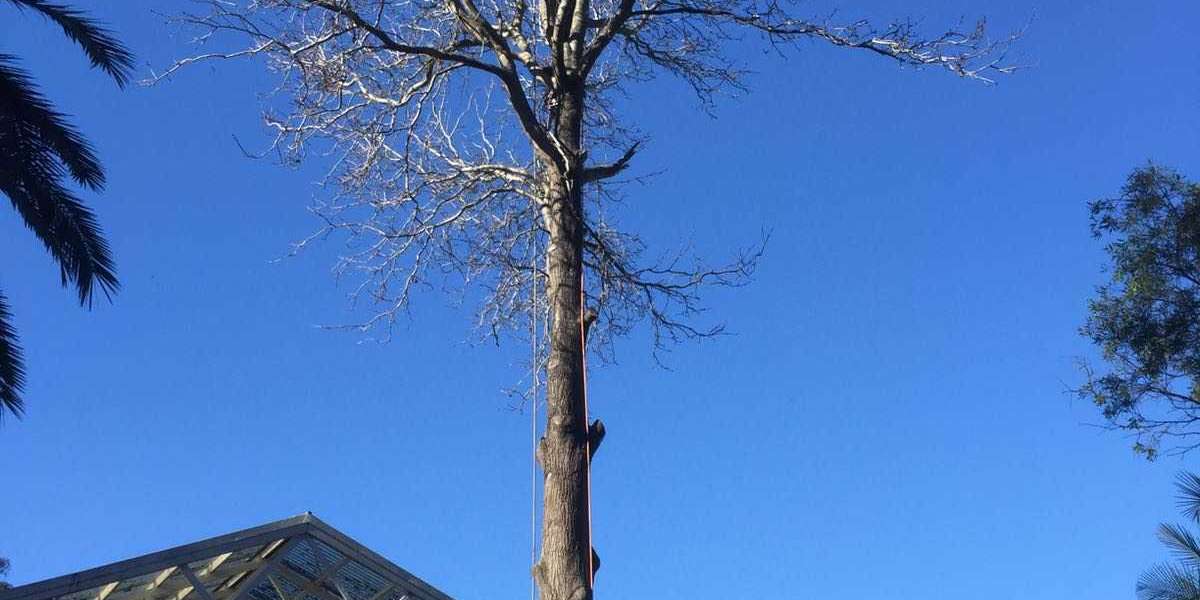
left=533, top=83, right=596, bottom=600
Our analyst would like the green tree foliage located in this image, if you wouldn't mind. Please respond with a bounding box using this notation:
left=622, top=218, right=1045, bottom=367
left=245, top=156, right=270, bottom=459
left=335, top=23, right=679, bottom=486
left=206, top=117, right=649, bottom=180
left=0, top=0, right=131, bottom=420
left=1080, top=166, right=1200, bottom=459
left=1138, top=473, right=1200, bottom=600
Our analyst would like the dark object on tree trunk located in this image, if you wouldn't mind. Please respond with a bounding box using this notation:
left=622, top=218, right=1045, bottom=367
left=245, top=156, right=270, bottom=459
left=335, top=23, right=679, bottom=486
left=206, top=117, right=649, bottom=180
left=582, top=308, right=598, bottom=342
left=587, top=419, right=605, bottom=460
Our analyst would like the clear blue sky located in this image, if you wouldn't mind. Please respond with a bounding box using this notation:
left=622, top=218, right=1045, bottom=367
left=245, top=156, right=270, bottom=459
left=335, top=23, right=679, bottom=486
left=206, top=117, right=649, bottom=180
left=2, top=1, right=1199, bottom=598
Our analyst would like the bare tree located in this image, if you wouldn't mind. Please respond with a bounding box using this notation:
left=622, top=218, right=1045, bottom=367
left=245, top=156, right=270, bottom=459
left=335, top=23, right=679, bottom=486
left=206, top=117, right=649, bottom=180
left=157, top=2, right=1019, bottom=599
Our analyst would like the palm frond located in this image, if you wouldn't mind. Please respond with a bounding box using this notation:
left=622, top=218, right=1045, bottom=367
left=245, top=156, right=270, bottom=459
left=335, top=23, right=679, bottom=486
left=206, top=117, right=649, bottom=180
left=0, top=291, right=26, bottom=421
left=3, top=0, right=133, bottom=86
left=0, top=55, right=104, bottom=189
left=1138, top=562, right=1200, bottom=600
left=0, top=118, right=119, bottom=305
left=1160, top=523, right=1200, bottom=569
left=1178, top=473, right=1200, bottom=523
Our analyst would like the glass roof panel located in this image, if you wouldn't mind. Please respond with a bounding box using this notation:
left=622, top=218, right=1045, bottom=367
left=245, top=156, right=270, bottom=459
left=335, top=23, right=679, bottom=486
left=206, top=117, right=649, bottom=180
left=241, top=579, right=280, bottom=600
left=0, top=515, right=451, bottom=600
left=331, top=559, right=388, bottom=600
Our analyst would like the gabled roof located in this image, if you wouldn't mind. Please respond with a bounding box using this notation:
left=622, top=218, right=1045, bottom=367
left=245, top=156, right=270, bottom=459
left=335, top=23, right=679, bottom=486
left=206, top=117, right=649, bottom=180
left=0, top=514, right=453, bottom=600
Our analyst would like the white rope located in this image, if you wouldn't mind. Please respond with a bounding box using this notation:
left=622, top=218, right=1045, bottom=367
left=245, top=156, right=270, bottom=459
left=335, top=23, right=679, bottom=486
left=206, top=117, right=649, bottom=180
left=529, top=214, right=540, bottom=600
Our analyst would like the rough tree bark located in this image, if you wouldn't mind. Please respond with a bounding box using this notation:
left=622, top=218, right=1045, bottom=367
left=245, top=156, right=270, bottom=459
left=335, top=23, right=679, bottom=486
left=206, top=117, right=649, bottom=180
left=537, top=169, right=592, bottom=600
left=159, top=3, right=1022, bottom=599
left=534, top=25, right=596, bottom=597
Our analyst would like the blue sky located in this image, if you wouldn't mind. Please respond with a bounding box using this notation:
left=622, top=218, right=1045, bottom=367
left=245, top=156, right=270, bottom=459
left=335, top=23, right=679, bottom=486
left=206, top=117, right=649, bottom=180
left=2, top=1, right=1199, bottom=599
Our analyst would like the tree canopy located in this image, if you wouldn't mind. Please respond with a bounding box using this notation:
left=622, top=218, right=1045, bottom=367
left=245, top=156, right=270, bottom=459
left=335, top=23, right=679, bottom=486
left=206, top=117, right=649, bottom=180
left=1080, top=166, right=1200, bottom=459
left=161, top=1, right=1020, bottom=356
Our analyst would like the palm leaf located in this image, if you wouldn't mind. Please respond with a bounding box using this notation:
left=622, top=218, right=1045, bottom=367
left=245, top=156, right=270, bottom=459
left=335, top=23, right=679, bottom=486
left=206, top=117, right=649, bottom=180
left=0, top=55, right=104, bottom=189
left=3, top=0, right=133, bottom=86
left=0, top=0, right=125, bottom=424
left=0, top=118, right=118, bottom=305
left=1178, top=472, right=1200, bottom=523
left=0, top=291, right=26, bottom=420
left=1160, top=523, right=1200, bottom=569
left=1138, top=562, right=1200, bottom=600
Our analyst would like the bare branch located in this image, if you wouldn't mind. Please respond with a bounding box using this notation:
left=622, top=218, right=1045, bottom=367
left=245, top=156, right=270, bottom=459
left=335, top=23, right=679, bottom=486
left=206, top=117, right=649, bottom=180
left=158, top=0, right=1021, bottom=358
left=581, top=141, right=637, bottom=182
left=583, top=1, right=1023, bottom=101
